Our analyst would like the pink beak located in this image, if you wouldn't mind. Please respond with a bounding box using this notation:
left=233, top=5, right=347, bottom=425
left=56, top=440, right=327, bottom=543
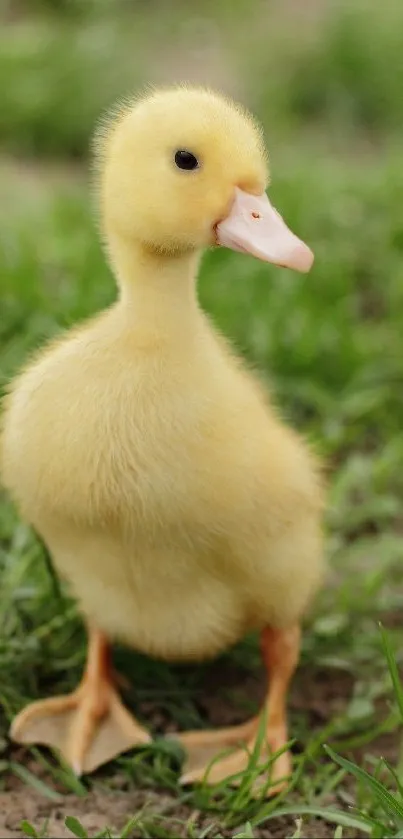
left=215, top=187, right=314, bottom=273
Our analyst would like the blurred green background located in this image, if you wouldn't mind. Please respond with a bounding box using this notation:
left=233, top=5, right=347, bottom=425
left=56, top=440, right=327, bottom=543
left=1, top=0, right=403, bottom=831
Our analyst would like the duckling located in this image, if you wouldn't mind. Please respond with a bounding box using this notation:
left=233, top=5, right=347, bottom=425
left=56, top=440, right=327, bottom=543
left=1, top=86, right=324, bottom=796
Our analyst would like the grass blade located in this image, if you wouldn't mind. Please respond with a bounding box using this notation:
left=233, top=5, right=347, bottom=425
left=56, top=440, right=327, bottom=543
left=379, top=623, right=403, bottom=725
left=253, top=804, right=372, bottom=834
left=9, top=761, right=62, bottom=803
left=65, top=816, right=88, bottom=838
left=20, top=822, right=40, bottom=839
left=324, top=745, right=403, bottom=823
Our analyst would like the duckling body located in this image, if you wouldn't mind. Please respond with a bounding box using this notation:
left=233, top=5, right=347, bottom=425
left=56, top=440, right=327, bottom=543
left=4, top=288, right=321, bottom=661
left=1, top=86, right=324, bottom=793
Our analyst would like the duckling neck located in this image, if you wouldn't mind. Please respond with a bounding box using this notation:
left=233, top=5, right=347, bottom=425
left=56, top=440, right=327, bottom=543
left=108, top=233, right=202, bottom=337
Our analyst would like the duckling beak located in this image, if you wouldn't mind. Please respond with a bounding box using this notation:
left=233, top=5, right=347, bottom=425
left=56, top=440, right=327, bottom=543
left=215, top=187, right=314, bottom=273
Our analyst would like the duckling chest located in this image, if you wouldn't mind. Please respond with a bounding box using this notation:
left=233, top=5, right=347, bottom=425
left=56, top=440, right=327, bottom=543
left=39, top=351, right=262, bottom=532
left=14, top=332, right=267, bottom=549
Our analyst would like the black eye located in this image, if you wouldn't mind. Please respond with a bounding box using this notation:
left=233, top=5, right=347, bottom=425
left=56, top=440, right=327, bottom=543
left=174, top=150, right=199, bottom=171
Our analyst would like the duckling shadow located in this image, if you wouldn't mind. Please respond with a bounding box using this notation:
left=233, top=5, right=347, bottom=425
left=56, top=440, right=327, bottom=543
left=113, top=633, right=265, bottom=735
left=114, top=639, right=355, bottom=762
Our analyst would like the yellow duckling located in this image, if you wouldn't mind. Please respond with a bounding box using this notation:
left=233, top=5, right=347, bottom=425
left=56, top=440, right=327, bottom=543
left=1, top=86, right=324, bottom=796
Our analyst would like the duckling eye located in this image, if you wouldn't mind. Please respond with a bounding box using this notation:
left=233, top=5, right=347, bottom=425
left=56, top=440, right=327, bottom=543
left=174, top=150, right=199, bottom=171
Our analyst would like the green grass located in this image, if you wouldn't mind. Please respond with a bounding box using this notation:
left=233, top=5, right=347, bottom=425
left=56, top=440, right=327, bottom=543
left=0, top=0, right=257, bottom=159
left=3, top=1, right=403, bottom=159
left=1, top=1, right=403, bottom=836
left=284, top=0, right=403, bottom=138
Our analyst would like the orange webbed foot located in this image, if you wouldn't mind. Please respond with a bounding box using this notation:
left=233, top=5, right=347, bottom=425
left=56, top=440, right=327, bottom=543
left=10, top=628, right=151, bottom=775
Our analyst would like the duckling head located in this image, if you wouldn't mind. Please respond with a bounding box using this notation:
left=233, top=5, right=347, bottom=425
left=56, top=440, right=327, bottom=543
left=95, top=86, right=313, bottom=272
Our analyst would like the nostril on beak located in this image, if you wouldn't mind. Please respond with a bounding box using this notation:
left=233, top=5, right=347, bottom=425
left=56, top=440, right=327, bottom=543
left=251, top=212, right=261, bottom=219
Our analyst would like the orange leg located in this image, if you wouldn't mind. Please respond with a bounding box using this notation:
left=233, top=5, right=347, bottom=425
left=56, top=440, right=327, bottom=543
left=10, top=626, right=151, bottom=775
left=175, top=624, right=300, bottom=797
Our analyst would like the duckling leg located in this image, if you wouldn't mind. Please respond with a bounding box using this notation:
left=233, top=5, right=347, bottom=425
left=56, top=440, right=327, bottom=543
left=177, top=624, right=300, bottom=797
left=10, top=625, right=151, bottom=775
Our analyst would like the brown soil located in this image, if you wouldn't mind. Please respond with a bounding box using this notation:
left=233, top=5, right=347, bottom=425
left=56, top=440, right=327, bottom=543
left=0, top=768, right=355, bottom=839
left=0, top=781, right=352, bottom=839
left=0, top=660, right=375, bottom=839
